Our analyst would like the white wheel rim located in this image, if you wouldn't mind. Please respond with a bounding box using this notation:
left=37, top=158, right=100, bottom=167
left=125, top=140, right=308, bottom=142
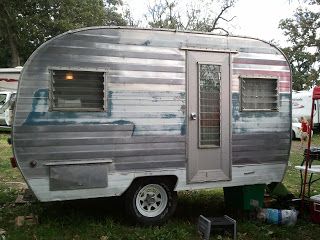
left=136, top=184, right=168, bottom=218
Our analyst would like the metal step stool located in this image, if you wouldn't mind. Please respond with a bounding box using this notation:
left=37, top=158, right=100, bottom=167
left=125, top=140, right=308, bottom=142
left=198, top=215, right=236, bottom=240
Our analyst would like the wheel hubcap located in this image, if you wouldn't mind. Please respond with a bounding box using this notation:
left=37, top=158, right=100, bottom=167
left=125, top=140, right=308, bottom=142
left=136, top=184, right=168, bottom=218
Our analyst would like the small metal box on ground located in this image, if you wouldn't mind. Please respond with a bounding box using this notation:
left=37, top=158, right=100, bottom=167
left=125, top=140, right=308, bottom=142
left=198, top=215, right=236, bottom=240
left=224, top=184, right=266, bottom=210
left=310, top=194, right=320, bottom=224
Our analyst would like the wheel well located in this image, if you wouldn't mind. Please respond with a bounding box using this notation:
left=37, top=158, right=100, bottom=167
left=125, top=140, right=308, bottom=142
left=292, top=130, right=296, bottom=139
left=127, top=175, right=178, bottom=192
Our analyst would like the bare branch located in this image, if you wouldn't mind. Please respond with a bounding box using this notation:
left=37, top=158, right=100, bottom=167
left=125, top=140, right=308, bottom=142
left=209, top=0, right=235, bottom=32
left=220, top=16, right=236, bottom=23
left=145, top=0, right=237, bottom=32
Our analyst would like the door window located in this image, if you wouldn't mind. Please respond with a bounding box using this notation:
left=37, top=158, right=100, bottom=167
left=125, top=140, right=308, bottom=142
left=198, top=63, right=221, bottom=148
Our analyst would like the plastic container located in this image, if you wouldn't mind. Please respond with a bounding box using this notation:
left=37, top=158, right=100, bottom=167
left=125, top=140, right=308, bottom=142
left=257, top=208, right=298, bottom=226
left=224, top=184, right=265, bottom=210
left=310, top=194, right=320, bottom=224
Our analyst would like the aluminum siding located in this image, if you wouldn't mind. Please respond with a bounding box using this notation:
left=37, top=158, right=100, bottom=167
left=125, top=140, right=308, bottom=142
left=12, top=28, right=291, bottom=200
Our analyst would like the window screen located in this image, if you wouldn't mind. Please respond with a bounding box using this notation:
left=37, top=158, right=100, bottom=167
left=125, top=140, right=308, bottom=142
left=50, top=70, right=104, bottom=111
left=240, top=77, right=278, bottom=111
left=198, top=63, right=221, bottom=148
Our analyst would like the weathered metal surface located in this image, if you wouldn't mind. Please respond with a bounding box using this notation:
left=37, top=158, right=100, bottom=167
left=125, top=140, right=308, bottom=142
left=49, top=164, right=108, bottom=191
left=12, top=27, right=291, bottom=201
left=28, top=164, right=287, bottom=201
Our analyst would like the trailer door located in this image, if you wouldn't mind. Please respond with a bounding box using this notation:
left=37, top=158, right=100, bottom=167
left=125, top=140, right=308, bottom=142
left=187, top=51, right=231, bottom=183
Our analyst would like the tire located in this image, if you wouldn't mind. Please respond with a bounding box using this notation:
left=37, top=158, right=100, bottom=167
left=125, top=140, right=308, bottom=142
left=125, top=178, right=177, bottom=225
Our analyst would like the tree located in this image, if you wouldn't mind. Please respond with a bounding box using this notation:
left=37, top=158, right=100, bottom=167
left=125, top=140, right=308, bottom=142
left=146, top=0, right=183, bottom=29
left=122, top=3, right=142, bottom=27
left=279, top=0, right=320, bottom=90
left=184, top=0, right=236, bottom=33
left=0, top=0, right=126, bottom=68
left=0, top=0, right=22, bottom=67
left=145, top=0, right=236, bottom=33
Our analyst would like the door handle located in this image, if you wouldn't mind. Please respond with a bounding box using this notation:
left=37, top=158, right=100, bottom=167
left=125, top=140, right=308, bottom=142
left=190, top=112, right=197, bottom=120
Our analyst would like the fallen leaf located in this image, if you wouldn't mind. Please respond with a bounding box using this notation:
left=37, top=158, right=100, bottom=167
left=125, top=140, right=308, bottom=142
left=267, top=230, right=274, bottom=235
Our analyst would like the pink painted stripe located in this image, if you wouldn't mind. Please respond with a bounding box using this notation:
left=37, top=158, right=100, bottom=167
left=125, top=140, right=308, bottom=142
left=0, top=78, right=18, bottom=82
left=280, top=87, right=290, bottom=93
left=233, top=58, right=288, bottom=66
left=232, top=69, right=291, bottom=93
left=233, top=69, right=291, bottom=78
left=279, top=82, right=290, bottom=88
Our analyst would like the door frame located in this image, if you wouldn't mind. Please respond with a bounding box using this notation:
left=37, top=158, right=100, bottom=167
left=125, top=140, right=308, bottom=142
left=186, top=50, right=233, bottom=183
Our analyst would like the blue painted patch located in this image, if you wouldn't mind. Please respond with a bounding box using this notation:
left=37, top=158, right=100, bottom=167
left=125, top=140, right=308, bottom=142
left=232, top=93, right=241, bottom=122
left=111, top=120, right=133, bottom=125
left=24, top=111, right=135, bottom=126
left=107, top=91, right=113, bottom=117
left=23, top=89, right=126, bottom=126
left=24, top=89, right=49, bottom=125
left=180, top=121, right=186, bottom=136
left=232, top=92, right=281, bottom=120
left=161, top=113, right=176, bottom=119
left=179, top=92, right=186, bottom=99
left=144, top=40, right=151, bottom=46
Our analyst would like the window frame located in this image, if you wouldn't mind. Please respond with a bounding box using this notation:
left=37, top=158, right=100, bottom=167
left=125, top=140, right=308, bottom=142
left=239, top=75, right=279, bottom=112
left=48, top=67, right=107, bottom=112
left=197, top=61, right=222, bottom=149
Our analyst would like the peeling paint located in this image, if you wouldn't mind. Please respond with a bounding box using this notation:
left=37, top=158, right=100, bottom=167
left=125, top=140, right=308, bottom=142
left=180, top=121, right=186, bottom=136
left=110, top=120, right=133, bottom=125
left=161, top=113, right=176, bottom=119
left=107, top=91, right=113, bottom=117
left=144, top=40, right=151, bottom=46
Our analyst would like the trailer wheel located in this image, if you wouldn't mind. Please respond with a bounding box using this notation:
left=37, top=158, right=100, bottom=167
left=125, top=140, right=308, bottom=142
left=125, top=178, right=177, bottom=225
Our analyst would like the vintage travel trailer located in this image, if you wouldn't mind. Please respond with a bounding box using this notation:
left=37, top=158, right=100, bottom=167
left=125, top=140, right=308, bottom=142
left=0, top=66, right=22, bottom=92
left=292, top=89, right=320, bottom=126
left=12, top=27, right=292, bottom=224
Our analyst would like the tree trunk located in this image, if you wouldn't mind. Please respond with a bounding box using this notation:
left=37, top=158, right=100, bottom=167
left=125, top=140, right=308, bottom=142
left=6, top=26, right=20, bottom=67
left=1, top=2, right=20, bottom=67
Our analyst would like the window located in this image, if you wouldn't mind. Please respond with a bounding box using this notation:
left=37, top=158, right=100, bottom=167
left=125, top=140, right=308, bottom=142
left=240, top=77, right=278, bottom=111
left=198, top=63, right=221, bottom=148
left=0, top=94, right=7, bottom=106
left=50, top=70, right=105, bottom=111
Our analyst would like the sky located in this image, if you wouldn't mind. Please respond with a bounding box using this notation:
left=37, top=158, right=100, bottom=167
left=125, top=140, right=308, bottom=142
left=124, top=0, right=305, bottom=47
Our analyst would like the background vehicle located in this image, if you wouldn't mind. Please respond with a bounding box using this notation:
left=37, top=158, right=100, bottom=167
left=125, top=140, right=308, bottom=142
left=0, top=91, right=16, bottom=126
left=292, top=89, right=320, bottom=128
left=0, top=67, right=21, bottom=127
left=0, top=66, right=21, bottom=91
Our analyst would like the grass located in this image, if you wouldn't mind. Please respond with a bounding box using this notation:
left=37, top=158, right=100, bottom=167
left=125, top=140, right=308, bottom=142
left=283, top=134, right=320, bottom=196
left=1, top=132, right=320, bottom=239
